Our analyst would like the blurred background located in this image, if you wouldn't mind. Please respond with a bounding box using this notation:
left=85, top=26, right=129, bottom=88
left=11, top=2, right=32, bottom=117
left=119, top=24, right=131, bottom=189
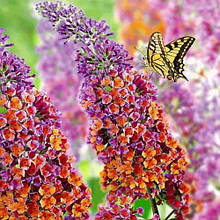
left=1, top=0, right=220, bottom=218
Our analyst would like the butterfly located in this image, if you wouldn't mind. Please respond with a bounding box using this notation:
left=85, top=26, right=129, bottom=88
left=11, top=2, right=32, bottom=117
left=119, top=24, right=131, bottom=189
left=144, top=32, right=195, bottom=82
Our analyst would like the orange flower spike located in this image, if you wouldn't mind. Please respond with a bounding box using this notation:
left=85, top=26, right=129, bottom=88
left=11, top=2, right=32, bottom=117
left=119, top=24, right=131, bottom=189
left=110, top=182, right=119, bottom=191
left=68, top=171, right=83, bottom=186
left=27, top=202, right=39, bottom=217
left=117, top=115, right=127, bottom=127
left=177, top=158, right=188, bottom=170
left=15, top=198, right=27, bottom=214
left=118, top=134, right=129, bottom=145
left=90, top=135, right=96, bottom=144
left=0, top=117, right=7, bottom=129
left=96, top=87, right=104, bottom=99
left=0, top=146, right=5, bottom=157
left=9, top=119, right=22, bottom=132
left=11, top=167, right=24, bottom=179
left=136, top=178, right=146, bottom=189
left=61, top=191, right=74, bottom=204
left=0, top=94, right=7, bottom=106
left=123, top=149, right=134, bottom=161
left=2, top=152, right=13, bottom=166
left=9, top=96, right=22, bottom=110
left=110, top=124, right=119, bottom=134
left=171, top=163, right=180, bottom=174
left=39, top=211, right=55, bottom=220
left=40, top=196, right=56, bottom=209
left=109, top=103, right=120, bottom=114
left=50, top=133, right=62, bottom=151
left=2, top=128, right=15, bottom=141
left=166, top=136, right=178, bottom=148
left=39, top=184, right=56, bottom=196
left=96, top=144, right=104, bottom=152
left=101, top=76, right=111, bottom=86
left=142, top=148, right=156, bottom=158
left=144, top=158, right=157, bottom=169
left=122, top=161, right=133, bottom=174
left=59, top=166, right=69, bottom=178
left=16, top=183, right=30, bottom=198
left=1, top=192, right=13, bottom=206
left=0, top=206, right=9, bottom=220
left=110, top=88, right=119, bottom=98
left=134, top=164, right=143, bottom=176
left=148, top=101, right=159, bottom=120
left=107, top=169, right=118, bottom=180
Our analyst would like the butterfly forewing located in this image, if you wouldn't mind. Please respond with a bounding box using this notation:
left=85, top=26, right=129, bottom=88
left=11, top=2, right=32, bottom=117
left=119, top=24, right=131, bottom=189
left=147, top=32, right=169, bottom=78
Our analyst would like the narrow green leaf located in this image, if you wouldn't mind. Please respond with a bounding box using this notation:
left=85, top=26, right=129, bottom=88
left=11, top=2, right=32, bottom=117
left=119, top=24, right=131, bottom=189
left=133, top=198, right=151, bottom=219
left=0, top=107, right=7, bottom=114
left=87, top=177, right=107, bottom=215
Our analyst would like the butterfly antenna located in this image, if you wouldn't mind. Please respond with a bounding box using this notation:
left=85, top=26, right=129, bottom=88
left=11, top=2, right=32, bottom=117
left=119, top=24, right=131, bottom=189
left=147, top=69, right=154, bottom=81
left=134, top=46, right=147, bottom=60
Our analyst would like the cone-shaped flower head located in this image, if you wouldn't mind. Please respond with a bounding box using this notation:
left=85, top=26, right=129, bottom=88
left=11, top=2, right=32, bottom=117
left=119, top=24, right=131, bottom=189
left=0, top=28, right=91, bottom=219
left=37, top=2, right=190, bottom=219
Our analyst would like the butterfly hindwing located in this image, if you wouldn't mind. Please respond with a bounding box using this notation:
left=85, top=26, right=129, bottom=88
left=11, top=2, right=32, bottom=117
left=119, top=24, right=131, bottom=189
left=165, top=36, right=195, bottom=80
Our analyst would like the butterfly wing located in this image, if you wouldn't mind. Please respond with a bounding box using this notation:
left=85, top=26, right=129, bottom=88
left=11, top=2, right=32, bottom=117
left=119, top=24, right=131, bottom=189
left=146, top=32, right=195, bottom=81
left=165, top=36, right=195, bottom=81
left=147, top=32, right=170, bottom=78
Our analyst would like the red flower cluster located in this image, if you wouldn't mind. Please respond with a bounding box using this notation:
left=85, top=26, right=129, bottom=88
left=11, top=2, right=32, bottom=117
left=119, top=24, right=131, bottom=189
left=36, top=2, right=191, bottom=218
left=0, top=29, right=91, bottom=219
left=81, top=69, right=190, bottom=219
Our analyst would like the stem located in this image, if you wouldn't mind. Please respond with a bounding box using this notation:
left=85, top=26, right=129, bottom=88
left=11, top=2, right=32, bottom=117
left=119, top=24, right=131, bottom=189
left=165, top=210, right=175, bottom=220
left=147, top=187, right=160, bottom=219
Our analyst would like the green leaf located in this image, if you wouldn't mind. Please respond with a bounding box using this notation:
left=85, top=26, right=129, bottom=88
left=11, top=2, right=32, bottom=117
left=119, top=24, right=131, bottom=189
left=133, top=198, right=151, bottom=219
left=87, top=177, right=107, bottom=216
left=105, top=86, right=112, bottom=91
left=77, top=159, right=91, bottom=180
left=0, top=107, right=7, bottom=114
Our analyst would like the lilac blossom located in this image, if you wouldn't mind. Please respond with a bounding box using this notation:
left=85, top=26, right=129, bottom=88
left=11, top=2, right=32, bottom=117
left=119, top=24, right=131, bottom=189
left=0, top=28, right=91, bottom=219
left=37, top=2, right=191, bottom=219
left=36, top=19, right=88, bottom=159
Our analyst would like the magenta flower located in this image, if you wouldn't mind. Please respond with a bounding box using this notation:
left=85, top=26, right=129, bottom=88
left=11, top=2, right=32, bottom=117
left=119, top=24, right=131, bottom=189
left=36, top=20, right=88, bottom=159
left=37, top=2, right=191, bottom=219
left=0, top=28, right=91, bottom=219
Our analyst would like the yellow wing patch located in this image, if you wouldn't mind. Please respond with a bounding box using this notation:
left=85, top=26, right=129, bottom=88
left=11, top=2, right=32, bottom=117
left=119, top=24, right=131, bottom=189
left=146, top=32, right=195, bottom=82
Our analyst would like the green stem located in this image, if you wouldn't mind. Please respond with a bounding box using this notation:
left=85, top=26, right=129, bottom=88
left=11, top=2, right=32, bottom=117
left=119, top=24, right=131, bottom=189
left=147, top=187, right=160, bottom=219
left=165, top=210, right=175, bottom=220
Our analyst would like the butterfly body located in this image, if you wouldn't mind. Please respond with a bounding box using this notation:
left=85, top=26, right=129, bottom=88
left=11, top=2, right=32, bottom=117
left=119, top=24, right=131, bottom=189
left=145, top=32, right=195, bottom=82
